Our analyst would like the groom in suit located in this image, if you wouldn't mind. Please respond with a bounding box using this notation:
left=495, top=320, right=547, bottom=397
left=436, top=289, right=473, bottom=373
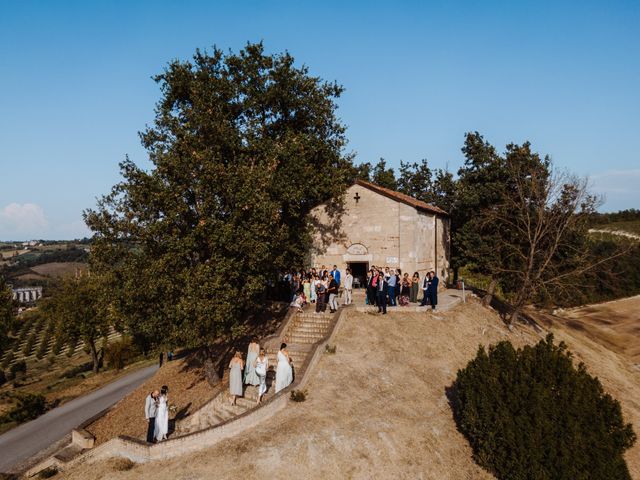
left=145, top=390, right=159, bottom=443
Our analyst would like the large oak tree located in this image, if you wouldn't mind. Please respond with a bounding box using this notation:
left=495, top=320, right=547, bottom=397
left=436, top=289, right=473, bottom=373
left=85, top=43, right=353, bottom=360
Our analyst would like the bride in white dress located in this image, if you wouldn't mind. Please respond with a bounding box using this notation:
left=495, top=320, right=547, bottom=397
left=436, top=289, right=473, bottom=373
left=154, top=385, right=169, bottom=441
left=275, top=343, right=293, bottom=393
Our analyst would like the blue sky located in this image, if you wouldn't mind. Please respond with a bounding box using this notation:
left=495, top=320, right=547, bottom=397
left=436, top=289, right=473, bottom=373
left=0, top=0, right=638, bottom=240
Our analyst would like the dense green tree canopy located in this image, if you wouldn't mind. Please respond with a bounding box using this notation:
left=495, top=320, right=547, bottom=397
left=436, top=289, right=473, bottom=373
left=85, top=43, right=353, bottom=351
left=0, top=279, right=14, bottom=352
left=453, top=335, right=636, bottom=479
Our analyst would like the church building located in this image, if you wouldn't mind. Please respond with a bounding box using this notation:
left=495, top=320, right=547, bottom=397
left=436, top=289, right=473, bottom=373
left=310, top=179, right=450, bottom=287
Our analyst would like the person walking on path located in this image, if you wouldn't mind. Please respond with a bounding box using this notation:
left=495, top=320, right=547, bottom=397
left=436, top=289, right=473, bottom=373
left=428, top=271, right=439, bottom=311
left=376, top=271, right=388, bottom=314
left=343, top=268, right=353, bottom=305
left=229, top=351, right=244, bottom=405
left=410, top=272, right=420, bottom=303
left=275, top=343, right=293, bottom=393
left=144, top=390, right=159, bottom=443
left=254, top=349, right=269, bottom=404
left=244, top=339, right=260, bottom=386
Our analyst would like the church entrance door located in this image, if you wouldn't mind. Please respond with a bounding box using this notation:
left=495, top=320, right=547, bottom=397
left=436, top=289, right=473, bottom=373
left=348, top=262, right=368, bottom=289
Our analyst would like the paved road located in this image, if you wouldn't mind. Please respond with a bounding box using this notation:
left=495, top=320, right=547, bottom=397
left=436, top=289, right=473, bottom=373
left=0, top=364, right=158, bottom=473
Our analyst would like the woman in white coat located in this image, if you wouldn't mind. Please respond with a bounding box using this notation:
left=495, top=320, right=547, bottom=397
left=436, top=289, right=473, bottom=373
left=275, top=343, right=293, bottom=393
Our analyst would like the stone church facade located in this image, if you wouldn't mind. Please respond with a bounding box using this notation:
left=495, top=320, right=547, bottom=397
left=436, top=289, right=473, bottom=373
left=310, top=179, right=451, bottom=287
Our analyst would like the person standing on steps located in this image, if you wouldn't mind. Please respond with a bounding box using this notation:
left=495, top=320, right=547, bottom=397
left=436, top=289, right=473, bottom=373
left=145, top=390, right=159, bottom=443
left=343, top=268, right=353, bottom=306
left=428, top=271, right=439, bottom=311
left=331, top=265, right=341, bottom=287
left=328, top=273, right=339, bottom=313
left=229, top=351, right=244, bottom=405
left=376, top=270, right=388, bottom=314
left=254, top=348, right=269, bottom=404
left=244, top=339, right=260, bottom=387
left=275, top=343, right=293, bottom=393
left=315, top=277, right=327, bottom=313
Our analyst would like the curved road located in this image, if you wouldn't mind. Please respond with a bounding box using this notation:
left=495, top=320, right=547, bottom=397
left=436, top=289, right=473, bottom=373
left=0, top=364, right=158, bottom=473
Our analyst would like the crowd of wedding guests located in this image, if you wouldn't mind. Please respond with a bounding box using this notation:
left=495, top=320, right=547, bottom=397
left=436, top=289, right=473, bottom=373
left=364, top=267, right=439, bottom=314
left=280, top=265, right=354, bottom=314
left=280, top=264, right=439, bottom=315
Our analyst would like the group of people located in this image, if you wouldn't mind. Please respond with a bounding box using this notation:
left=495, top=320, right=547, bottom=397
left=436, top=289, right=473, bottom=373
left=284, top=265, right=439, bottom=315
left=144, top=385, right=170, bottom=443
left=285, top=265, right=354, bottom=314
left=228, top=340, right=294, bottom=406
left=366, top=268, right=439, bottom=314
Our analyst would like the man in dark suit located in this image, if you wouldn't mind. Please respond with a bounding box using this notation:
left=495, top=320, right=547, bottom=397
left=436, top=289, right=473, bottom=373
left=428, top=271, right=439, bottom=311
left=376, top=271, right=388, bottom=314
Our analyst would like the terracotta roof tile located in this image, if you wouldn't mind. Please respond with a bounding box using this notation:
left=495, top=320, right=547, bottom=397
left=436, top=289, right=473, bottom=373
left=355, top=179, right=449, bottom=216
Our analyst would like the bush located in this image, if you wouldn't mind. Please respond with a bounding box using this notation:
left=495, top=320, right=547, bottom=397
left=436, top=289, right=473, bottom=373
left=37, top=467, right=58, bottom=478
left=324, top=344, right=337, bottom=354
left=290, top=389, right=307, bottom=402
left=1, top=351, right=13, bottom=369
left=105, top=338, right=135, bottom=370
left=36, top=336, right=49, bottom=359
left=22, top=332, right=36, bottom=356
left=452, top=334, right=636, bottom=480
left=10, top=360, right=26, bottom=378
left=51, top=334, right=65, bottom=355
left=60, top=361, right=92, bottom=378
left=0, top=369, right=5, bottom=386
left=8, top=393, right=47, bottom=422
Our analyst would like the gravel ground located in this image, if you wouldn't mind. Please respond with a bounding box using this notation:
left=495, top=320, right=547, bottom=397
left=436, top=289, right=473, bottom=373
left=61, top=298, right=640, bottom=480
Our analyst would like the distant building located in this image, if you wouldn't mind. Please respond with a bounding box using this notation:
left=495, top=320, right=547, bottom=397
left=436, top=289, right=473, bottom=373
left=12, top=286, right=43, bottom=303
left=310, top=179, right=451, bottom=287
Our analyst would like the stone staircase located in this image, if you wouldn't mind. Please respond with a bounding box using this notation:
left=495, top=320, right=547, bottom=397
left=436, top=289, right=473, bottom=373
left=176, top=308, right=338, bottom=435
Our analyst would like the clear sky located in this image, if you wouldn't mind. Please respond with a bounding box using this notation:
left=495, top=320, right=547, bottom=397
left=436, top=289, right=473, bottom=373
left=0, top=0, right=638, bottom=240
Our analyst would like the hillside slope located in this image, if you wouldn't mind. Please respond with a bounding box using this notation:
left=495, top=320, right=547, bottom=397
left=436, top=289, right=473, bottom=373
left=59, top=299, right=640, bottom=480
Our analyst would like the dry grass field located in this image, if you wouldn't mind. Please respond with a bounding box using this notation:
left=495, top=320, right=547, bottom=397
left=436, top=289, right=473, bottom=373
left=58, top=298, right=640, bottom=480
left=553, top=296, right=640, bottom=363
left=31, top=262, right=86, bottom=278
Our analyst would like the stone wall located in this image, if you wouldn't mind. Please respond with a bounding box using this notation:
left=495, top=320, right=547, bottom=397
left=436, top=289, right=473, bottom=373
left=311, top=184, right=450, bottom=280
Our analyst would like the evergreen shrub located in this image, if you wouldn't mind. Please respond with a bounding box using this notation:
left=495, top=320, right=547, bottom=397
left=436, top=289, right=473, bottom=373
left=7, top=393, right=46, bottom=422
left=451, top=334, right=636, bottom=480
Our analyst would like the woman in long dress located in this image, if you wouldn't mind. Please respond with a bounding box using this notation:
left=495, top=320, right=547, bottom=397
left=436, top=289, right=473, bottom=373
left=229, top=351, right=244, bottom=405
left=410, top=272, right=420, bottom=303
left=244, top=339, right=260, bottom=386
left=154, top=385, right=169, bottom=442
left=254, top=348, right=269, bottom=404
left=275, top=343, right=293, bottom=393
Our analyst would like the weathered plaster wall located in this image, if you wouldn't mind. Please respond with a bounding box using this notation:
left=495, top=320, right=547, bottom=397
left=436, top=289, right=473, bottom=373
left=311, top=184, right=449, bottom=281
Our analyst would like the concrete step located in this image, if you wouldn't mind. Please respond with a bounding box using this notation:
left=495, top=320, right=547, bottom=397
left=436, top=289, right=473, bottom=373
left=284, top=336, right=321, bottom=345
left=284, top=331, right=325, bottom=339
left=288, top=325, right=330, bottom=334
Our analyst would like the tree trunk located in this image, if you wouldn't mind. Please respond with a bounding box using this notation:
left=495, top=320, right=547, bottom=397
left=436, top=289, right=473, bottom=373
left=88, top=339, right=100, bottom=373
left=482, top=279, right=497, bottom=307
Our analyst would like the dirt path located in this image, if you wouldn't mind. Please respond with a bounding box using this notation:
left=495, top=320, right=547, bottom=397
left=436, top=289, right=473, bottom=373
left=59, top=299, right=640, bottom=480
